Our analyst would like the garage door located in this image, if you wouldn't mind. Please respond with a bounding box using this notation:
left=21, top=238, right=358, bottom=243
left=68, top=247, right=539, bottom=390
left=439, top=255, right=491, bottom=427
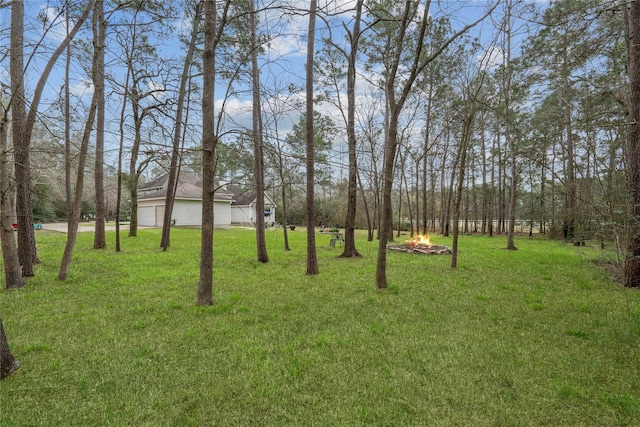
left=155, top=205, right=165, bottom=227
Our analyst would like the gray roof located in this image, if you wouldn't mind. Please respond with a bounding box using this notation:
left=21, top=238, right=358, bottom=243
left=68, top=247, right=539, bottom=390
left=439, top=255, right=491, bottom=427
left=139, top=171, right=232, bottom=201
left=226, top=184, right=276, bottom=208
left=226, top=185, right=254, bottom=206
left=139, top=171, right=275, bottom=207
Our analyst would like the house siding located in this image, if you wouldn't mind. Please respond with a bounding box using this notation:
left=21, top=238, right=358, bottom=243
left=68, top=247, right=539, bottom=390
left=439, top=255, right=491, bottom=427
left=138, top=205, right=155, bottom=226
left=230, top=197, right=276, bottom=225
left=231, top=205, right=254, bottom=224
left=214, top=201, right=232, bottom=229
left=171, top=200, right=202, bottom=226
left=138, top=198, right=231, bottom=228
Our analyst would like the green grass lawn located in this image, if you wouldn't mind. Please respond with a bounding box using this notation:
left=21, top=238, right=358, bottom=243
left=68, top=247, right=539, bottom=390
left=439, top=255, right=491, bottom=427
left=1, top=227, right=639, bottom=426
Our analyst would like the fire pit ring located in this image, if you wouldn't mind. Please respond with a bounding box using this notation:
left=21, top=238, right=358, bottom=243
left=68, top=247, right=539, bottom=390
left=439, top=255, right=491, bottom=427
left=388, top=244, right=452, bottom=255
left=387, top=234, right=452, bottom=255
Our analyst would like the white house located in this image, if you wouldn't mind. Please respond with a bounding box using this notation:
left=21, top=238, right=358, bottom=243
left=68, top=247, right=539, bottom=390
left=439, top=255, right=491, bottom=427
left=227, top=185, right=277, bottom=226
left=137, top=172, right=233, bottom=228
left=137, top=172, right=276, bottom=228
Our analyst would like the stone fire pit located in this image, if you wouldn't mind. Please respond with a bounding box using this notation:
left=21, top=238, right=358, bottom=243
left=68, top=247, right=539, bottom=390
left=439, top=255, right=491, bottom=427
left=388, top=243, right=452, bottom=255
left=387, top=234, right=452, bottom=255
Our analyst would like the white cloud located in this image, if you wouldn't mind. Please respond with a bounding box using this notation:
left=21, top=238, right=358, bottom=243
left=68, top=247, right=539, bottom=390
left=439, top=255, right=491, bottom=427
left=216, top=97, right=253, bottom=129
left=69, top=79, right=93, bottom=97
left=41, top=6, right=69, bottom=43
left=265, top=34, right=306, bottom=59
left=320, top=0, right=357, bottom=18
left=477, top=45, right=504, bottom=70
left=146, top=80, right=166, bottom=99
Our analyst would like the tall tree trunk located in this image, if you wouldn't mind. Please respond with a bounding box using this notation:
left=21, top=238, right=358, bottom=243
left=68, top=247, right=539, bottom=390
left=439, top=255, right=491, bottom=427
left=504, top=0, right=518, bottom=251
left=340, top=0, right=363, bottom=258
left=505, top=134, right=518, bottom=247
left=65, top=11, right=72, bottom=221
left=452, top=110, right=476, bottom=269
left=404, top=166, right=414, bottom=237
left=489, top=130, right=496, bottom=237
left=422, top=86, right=433, bottom=235
left=439, top=120, right=452, bottom=235
left=161, top=3, right=200, bottom=250
left=58, top=109, right=95, bottom=279
left=506, top=139, right=518, bottom=248
left=115, top=53, right=132, bottom=252
left=539, top=150, right=546, bottom=234
left=464, top=173, right=470, bottom=234
left=12, top=0, right=94, bottom=276
left=377, top=112, right=400, bottom=289
left=501, top=149, right=508, bottom=234
left=280, top=170, right=290, bottom=251
left=443, top=130, right=458, bottom=238
left=128, top=102, right=142, bottom=237
left=357, top=167, right=373, bottom=241
left=480, top=117, right=488, bottom=234
left=271, top=117, right=290, bottom=251
left=563, top=63, right=576, bottom=240
left=198, top=0, right=217, bottom=306
left=93, top=0, right=106, bottom=249
left=624, top=1, right=640, bottom=288
left=0, top=318, right=20, bottom=380
left=550, top=138, right=557, bottom=238
left=497, top=125, right=504, bottom=234
left=305, top=0, right=319, bottom=275
left=10, top=0, right=35, bottom=276
left=114, top=2, right=141, bottom=251
left=250, top=0, right=268, bottom=263
left=1, top=106, right=24, bottom=289
left=563, top=108, right=576, bottom=240
left=58, top=5, right=100, bottom=281
left=529, top=167, right=535, bottom=237
left=373, top=175, right=380, bottom=240
left=396, top=158, right=403, bottom=239
left=370, top=142, right=381, bottom=241
left=415, top=156, right=421, bottom=235
left=429, top=156, right=437, bottom=232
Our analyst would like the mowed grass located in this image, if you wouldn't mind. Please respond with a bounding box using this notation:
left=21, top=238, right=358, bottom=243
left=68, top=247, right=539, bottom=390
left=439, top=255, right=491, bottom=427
left=1, top=227, right=639, bottom=426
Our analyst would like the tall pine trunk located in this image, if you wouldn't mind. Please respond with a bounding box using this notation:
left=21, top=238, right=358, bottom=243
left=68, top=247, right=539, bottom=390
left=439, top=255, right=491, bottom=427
left=127, top=105, right=142, bottom=237
left=503, top=0, right=517, bottom=250
left=161, top=3, right=200, bottom=251
left=10, top=0, right=36, bottom=276
left=305, top=0, right=319, bottom=275
left=65, top=12, right=72, bottom=221
left=115, top=60, right=131, bottom=252
left=340, top=0, right=363, bottom=258
left=422, top=86, right=433, bottom=236
left=250, top=0, right=268, bottom=263
left=1, top=105, right=23, bottom=289
left=280, top=174, right=290, bottom=251
left=451, top=109, right=476, bottom=269
left=93, top=0, right=106, bottom=249
left=624, top=1, right=640, bottom=288
left=12, top=0, right=93, bottom=276
left=198, top=0, right=218, bottom=305
left=58, top=2, right=100, bottom=281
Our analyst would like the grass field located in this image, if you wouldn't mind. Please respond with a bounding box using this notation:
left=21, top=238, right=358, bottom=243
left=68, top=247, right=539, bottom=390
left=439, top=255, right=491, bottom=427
left=1, top=227, right=639, bottom=426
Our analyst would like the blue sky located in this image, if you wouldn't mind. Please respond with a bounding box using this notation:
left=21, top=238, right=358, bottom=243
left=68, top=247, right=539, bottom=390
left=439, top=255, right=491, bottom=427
left=0, top=0, right=538, bottom=180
